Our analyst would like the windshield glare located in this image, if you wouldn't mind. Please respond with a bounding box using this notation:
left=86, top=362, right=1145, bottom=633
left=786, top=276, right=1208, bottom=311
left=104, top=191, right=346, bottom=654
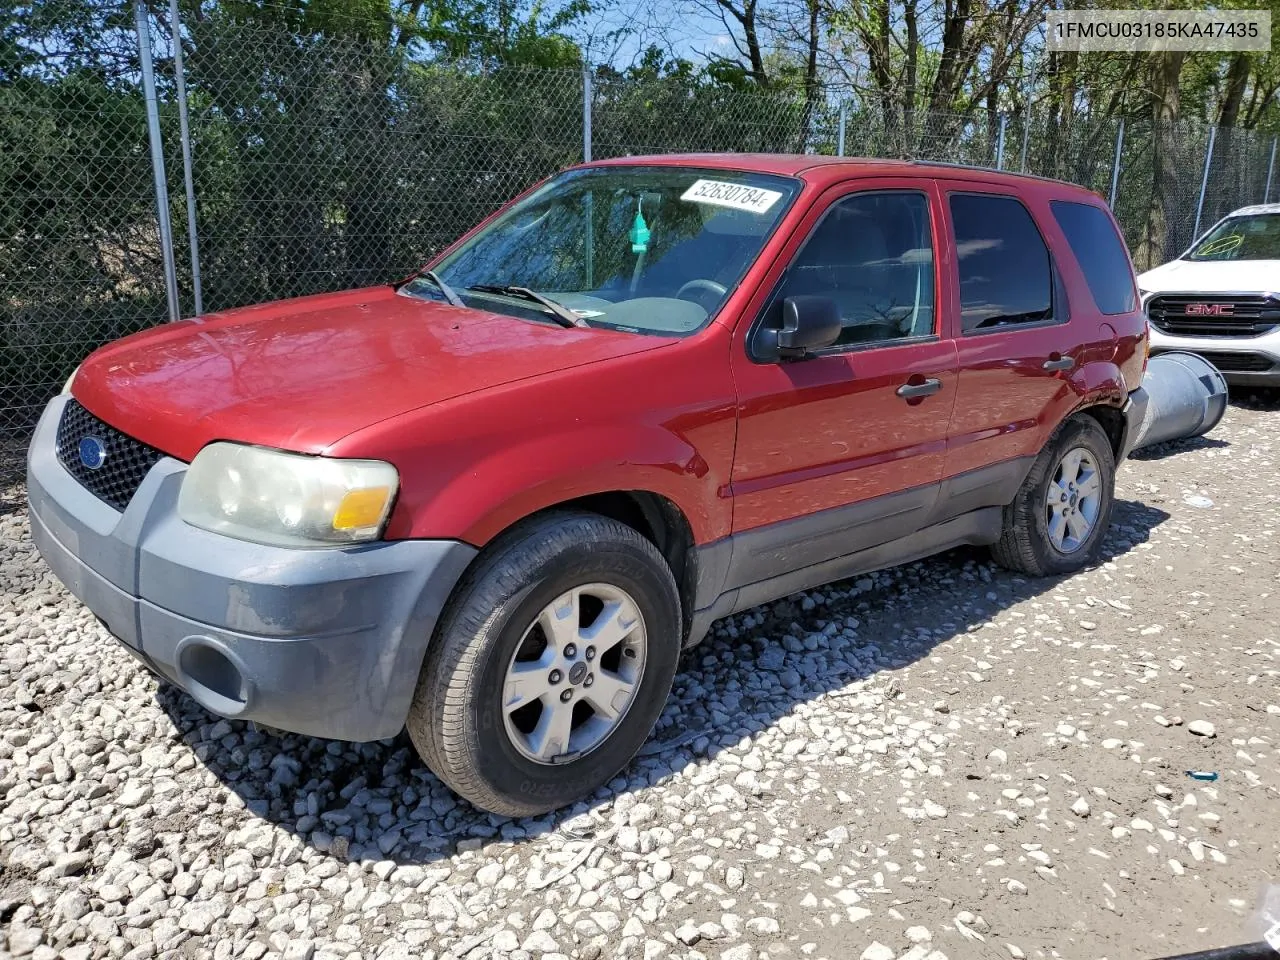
left=1187, top=213, right=1280, bottom=261
left=403, top=166, right=801, bottom=334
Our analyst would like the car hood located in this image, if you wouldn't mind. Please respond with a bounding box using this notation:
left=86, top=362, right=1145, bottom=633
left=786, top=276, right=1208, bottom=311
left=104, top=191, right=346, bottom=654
left=73, top=286, right=673, bottom=461
left=1138, top=258, right=1280, bottom=295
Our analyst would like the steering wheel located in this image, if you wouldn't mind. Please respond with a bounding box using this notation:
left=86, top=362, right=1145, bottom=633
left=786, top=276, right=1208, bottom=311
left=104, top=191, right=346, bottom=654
left=676, top=278, right=728, bottom=304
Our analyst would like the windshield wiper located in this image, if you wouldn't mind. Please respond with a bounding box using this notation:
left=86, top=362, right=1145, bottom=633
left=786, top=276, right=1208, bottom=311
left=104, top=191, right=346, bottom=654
left=419, top=270, right=465, bottom=308
left=465, top=284, right=587, bottom=329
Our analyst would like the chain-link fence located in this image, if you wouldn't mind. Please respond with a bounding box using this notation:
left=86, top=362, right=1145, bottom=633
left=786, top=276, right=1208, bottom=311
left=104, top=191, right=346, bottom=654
left=1, top=16, right=171, bottom=436
left=3, top=9, right=1278, bottom=438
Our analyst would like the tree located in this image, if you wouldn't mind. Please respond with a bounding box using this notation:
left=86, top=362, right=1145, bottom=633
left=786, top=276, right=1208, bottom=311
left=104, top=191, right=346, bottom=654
left=822, top=0, right=1045, bottom=155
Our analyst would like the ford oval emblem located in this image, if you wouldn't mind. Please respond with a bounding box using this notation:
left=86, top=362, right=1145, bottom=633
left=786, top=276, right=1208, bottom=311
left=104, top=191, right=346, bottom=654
left=78, top=436, right=107, bottom=470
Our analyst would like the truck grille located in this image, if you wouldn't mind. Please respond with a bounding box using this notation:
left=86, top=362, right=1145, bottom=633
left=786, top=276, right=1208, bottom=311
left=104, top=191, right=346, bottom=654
left=55, top=399, right=166, bottom=512
left=1178, top=350, right=1277, bottom=373
left=1147, top=295, right=1280, bottom=338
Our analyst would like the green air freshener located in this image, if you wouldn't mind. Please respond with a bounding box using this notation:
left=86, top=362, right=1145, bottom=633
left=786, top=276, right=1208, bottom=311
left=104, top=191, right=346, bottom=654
left=629, top=200, right=650, bottom=254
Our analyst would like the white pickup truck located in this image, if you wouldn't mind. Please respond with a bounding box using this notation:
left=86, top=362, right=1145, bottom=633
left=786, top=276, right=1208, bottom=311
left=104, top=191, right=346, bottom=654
left=1137, top=202, right=1280, bottom=386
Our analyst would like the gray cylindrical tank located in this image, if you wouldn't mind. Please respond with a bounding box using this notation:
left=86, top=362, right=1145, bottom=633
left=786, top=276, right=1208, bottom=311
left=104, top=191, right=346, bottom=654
left=1130, top=350, right=1229, bottom=452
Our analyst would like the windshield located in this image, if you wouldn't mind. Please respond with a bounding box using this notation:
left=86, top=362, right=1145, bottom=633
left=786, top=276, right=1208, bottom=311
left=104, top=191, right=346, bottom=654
left=1186, top=213, right=1280, bottom=261
left=402, top=166, right=801, bottom=335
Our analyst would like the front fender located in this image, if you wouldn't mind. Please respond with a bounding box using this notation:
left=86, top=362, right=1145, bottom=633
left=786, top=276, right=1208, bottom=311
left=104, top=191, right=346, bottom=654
left=391, top=424, right=726, bottom=547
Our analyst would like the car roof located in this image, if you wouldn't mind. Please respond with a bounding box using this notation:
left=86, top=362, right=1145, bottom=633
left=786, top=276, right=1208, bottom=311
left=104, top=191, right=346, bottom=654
left=1221, top=202, right=1280, bottom=218
left=582, top=152, right=1103, bottom=200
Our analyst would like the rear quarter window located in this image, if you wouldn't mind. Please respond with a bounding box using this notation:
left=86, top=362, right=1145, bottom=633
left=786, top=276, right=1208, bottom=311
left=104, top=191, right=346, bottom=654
left=1050, top=200, right=1136, bottom=315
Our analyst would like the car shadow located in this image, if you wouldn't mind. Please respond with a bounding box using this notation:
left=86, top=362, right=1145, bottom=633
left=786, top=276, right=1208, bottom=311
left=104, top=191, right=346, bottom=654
left=153, top=497, right=1171, bottom=867
left=1128, top=435, right=1230, bottom=461
left=1229, top=386, right=1280, bottom=411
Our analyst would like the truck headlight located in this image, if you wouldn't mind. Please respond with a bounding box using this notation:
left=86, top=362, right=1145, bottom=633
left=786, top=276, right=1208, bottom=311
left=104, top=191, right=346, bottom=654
left=178, top=442, right=399, bottom=547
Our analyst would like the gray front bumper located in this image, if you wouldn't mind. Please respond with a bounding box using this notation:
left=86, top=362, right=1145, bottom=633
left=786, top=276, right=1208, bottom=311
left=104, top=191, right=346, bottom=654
left=26, top=395, right=477, bottom=742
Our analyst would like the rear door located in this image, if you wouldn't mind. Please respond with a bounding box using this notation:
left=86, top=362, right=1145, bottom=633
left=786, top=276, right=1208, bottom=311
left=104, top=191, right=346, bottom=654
left=725, top=179, right=957, bottom=589
left=941, top=185, right=1086, bottom=485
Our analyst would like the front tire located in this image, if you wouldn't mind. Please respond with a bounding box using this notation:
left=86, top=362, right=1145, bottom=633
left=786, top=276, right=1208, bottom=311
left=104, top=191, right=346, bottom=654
left=991, top=415, right=1116, bottom=577
left=407, top=512, right=681, bottom=817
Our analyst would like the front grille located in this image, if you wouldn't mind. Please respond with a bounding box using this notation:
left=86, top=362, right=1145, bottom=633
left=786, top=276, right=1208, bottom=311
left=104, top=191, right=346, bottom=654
left=1148, top=294, right=1280, bottom=338
left=1181, top=350, right=1277, bottom=373
left=55, top=399, right=166, bottom=512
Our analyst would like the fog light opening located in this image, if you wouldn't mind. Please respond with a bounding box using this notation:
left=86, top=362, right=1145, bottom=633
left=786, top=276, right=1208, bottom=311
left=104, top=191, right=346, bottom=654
left=176, top=637, right=251, bottom=718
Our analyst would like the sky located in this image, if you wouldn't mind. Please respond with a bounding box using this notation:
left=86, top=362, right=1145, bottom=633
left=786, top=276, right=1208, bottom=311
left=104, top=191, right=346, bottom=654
left=572, top=0, right=739, bottom=67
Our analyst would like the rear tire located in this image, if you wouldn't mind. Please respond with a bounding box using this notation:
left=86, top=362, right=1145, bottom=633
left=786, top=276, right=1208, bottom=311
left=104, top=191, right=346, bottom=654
left=407, top=511, right=681, bottom=817
left=991, top=415, right=1116, bottom=577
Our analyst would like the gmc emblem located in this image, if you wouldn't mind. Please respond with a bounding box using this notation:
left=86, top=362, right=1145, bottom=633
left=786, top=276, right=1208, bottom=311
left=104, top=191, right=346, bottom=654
left=1184, top=303, right=1234, bottom=316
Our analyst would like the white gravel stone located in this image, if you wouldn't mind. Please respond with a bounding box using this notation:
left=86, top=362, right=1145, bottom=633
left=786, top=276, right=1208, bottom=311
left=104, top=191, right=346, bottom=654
left=493, top=931, right=519, bottom=952
left=179, top=905, right=220, bottom=935
left=522, top=930, right=558, bottom=953
left=1188, top=720, right=1216, bottom=738
left=747, top=917, right=780, bottom=935
left=1, top=404, right=1277, bottom=960
left=48, top=851, right=91, bottom=877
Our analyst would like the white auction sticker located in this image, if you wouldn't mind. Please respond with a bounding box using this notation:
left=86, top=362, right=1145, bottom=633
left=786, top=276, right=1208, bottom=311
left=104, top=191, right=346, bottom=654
left=680, top=179, right=782, bottom=214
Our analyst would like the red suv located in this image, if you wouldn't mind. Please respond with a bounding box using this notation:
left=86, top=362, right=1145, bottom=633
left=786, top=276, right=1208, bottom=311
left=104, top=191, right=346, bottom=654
left=28, top=155, right=1149, bottom=816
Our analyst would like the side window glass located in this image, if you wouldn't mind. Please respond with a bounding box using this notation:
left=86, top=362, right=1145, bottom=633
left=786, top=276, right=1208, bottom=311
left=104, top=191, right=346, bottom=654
left=950, top=193, right=1053, bottom=333
left=772, top=191, right=935, bottom=347
left=1050, top=200, right=1137, bottom=315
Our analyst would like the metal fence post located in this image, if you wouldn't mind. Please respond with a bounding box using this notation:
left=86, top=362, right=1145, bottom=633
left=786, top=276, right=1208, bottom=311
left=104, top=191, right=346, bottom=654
left=1265, top=137, right=1277, bottom=203
left=582, top=64, right=593, bottom=287
left=1193, top=125, right=1217, bottom=240
left=134, top=0, right=179, bottom=324
left=837, top=100, right=847, bottom=156
left=1019, top=55, right=1037, bottom=172
left=170, top=0, right=202, bottom=316
left=581, top=65, right=592, bottom=163
left=1108, top=118, right=1125, bottom=209
left=995, top=114, right=1007, bottom=170
left=1019, top=106, right=1032, bottom=172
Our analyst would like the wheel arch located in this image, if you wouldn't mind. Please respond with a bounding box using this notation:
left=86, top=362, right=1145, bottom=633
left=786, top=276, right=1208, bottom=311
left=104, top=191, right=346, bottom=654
left=453, top=489, right=700, bottom=646
left=1062, top=357, right=1128, bottom=460
left=1074, top=402, right=1125, bottom=460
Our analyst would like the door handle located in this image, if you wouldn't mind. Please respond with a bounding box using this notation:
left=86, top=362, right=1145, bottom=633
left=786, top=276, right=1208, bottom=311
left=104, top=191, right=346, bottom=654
left=1043, top=356, right=1075, bottom=371
left=896, top=378, right=943, bottom=399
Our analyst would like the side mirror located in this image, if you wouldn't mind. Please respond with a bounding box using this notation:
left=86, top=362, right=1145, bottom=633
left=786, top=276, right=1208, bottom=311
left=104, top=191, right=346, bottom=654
left=756, top=296, right=842, bottom=361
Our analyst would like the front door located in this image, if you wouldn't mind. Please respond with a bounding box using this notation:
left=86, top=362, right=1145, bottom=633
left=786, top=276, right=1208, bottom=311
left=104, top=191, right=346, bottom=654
left=726, top=181, right=957, bottom=591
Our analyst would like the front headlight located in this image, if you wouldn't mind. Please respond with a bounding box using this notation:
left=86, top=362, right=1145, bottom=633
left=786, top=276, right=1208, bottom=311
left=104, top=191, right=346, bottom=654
left=178, top=443, right=399, bottom=547
left=61, top=365, right=81, bottom=395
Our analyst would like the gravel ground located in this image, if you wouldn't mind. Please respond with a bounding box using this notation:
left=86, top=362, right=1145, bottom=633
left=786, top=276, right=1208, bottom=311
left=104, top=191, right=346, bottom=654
left=2, top=395, right=1279, bottom=960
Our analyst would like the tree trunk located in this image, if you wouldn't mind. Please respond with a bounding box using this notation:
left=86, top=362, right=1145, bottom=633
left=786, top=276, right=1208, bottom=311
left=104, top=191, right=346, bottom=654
left=1219, top=53, right=1250, bottom=128
left=1137, top=51, right=1186, bottom=271
left=857, top=0, right=899, bottom=154
left=801, top=0, right=820, bottom=146
left=927, top=0, right=972, bottom=115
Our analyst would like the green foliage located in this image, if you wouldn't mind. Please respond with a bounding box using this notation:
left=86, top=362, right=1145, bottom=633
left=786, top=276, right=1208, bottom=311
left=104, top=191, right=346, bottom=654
left=0, top=66, right=169, bottom=426
left=2, top=0, right=1276, bottom=431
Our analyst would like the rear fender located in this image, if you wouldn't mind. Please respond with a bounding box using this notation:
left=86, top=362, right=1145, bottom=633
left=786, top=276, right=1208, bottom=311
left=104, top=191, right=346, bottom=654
left=1065, top=359, right=1126, bottom=409
left=1054, top=359, right=1127, bottom=449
